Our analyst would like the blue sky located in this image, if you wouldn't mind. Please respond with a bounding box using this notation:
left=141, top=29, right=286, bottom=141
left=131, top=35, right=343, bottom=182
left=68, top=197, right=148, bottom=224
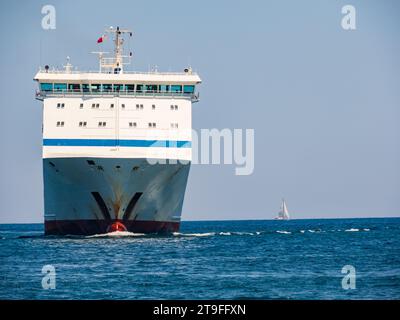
left=0, top=0, right=399, bottom=223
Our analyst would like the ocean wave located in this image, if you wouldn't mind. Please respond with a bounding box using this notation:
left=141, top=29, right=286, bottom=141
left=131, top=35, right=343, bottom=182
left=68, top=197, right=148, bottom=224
left=228, top=232, right=255, bottom=236
left=276, top=230, right=291, bottom=234
left=219, top=232, right=231, bottom=236
left=345, top=228, right=360, bottom=232
left=172, top=232, right=216, bottom=237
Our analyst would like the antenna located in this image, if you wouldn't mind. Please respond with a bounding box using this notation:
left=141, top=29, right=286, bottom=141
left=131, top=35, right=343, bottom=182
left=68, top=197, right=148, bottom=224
left=96, top=26, right=133, bottom=74
left=63, top=56, right=73, bottom=73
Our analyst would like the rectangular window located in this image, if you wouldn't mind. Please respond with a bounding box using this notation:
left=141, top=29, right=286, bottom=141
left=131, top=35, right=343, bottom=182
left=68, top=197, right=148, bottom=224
left=145, top=84, right=157, bottom=93
left=126, top=84, right=134, bottom=92
left=96, top=104, right=99, bottom=109
left=68, top=84, right=81, bottom=92
left=91, top=84, right=101, bottom=92
left=92, top=103, right=96, bottom=108
left=40, top=83, right=53, bottom=92
left=110, top=103, right=114, bottom=108
left=102, top=84, right=112, bottom=92
left=121, top=104, right=125, bottom=108
left=183, top=85, right=195, bottom=93
left=82, top=84, right=90, bottom=92
left=136, top=84, right=144, bottom=93
left=54, top=83, right=67, bottom=92
left=152, top=104, right=155, bottom=110
left=61, top=103, right=65, bottom=108
left=171, top=85, right=182, bottom=93
left=79, top=122, right=83, bottom=127
left=80, top=103, right=84, bottom=108
left=159, top=85, right=170, bottom=92
left=114, top=84, right=124, bottom=92
left=57, top=103, right=61, bottom=108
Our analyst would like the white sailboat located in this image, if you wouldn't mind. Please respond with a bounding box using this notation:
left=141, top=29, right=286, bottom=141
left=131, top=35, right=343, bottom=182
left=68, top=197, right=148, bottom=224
left=275, top=199, right=290, bottom=220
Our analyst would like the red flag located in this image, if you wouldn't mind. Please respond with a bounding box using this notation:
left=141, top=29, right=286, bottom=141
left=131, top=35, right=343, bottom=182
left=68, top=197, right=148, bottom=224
left=97, top=36, right=104, bottom=43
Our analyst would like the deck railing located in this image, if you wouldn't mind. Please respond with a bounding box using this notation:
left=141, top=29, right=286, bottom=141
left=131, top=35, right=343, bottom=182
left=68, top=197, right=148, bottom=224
left=35, top=89, right=200, bottom=102
left=37, top=68, right=198, bottom=76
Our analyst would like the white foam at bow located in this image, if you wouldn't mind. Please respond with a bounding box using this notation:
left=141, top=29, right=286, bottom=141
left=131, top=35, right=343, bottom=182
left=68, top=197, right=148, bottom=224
left=87, top=231, right=146, bottom=238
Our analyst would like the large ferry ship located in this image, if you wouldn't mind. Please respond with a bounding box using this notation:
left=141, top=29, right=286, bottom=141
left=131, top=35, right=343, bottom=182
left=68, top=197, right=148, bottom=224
left=34, top=27, right=201, bottom=235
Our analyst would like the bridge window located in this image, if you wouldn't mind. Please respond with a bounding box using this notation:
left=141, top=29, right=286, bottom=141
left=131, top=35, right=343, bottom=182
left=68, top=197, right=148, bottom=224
left=145, top=84, right=157, bottom=93
left=102, top=84, right=112, bottom=92
left=54, top=83, right=67, bottom=92
left=40, top=83, right=53, bottom=91
left=159, top=85, right=170, bottom=92
left=68, top=84, right=80, bottom=92
left=136, top=84, right=144, bottom=93
left=126, top=84, right=134, bottom=92
left=91, top=84, right=101, bottom=92
left=82, top=84, right=90, bottom=92
left=171, top=85, right=182, bottom=93
left=114, top=84, right=124, bottom=92
left=184, top=85, right=195, bottom=93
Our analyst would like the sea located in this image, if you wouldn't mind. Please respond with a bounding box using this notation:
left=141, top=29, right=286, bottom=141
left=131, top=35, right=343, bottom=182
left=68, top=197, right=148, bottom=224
left=0, top=218, right=399, bottom=300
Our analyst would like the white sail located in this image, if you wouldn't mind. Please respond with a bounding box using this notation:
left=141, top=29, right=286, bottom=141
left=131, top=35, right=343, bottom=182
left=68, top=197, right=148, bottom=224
left=276, top=199, right=290, bottom=220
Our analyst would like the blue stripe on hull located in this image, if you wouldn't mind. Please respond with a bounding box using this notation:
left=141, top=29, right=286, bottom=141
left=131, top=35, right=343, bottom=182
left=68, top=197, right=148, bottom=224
left=43, top=139, right=191, bottom=148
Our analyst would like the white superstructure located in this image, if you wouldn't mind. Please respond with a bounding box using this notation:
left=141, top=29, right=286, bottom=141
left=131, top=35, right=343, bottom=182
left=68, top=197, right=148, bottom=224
left=34, top=27, right=201, bottom=235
